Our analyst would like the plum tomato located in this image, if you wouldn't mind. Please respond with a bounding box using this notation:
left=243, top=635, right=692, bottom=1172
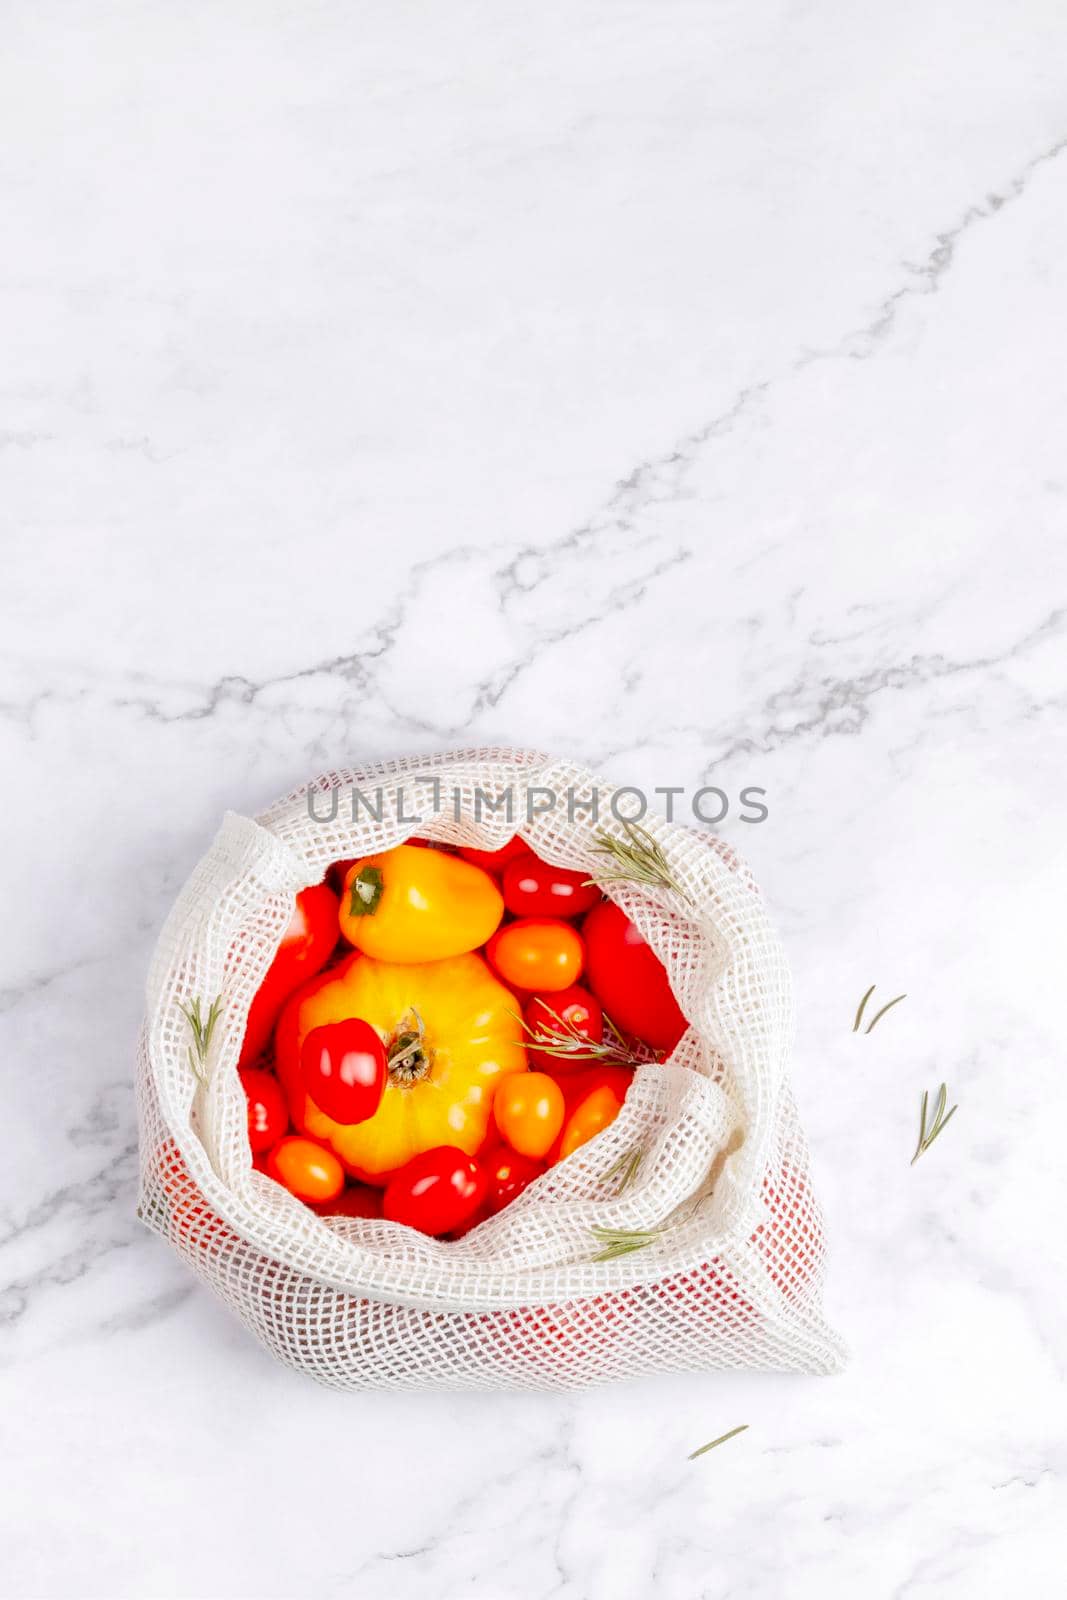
left=483, top=1145, right=545, bottom=1213
left=300, top=1018, right=386, bottom=1126
left=542, top=1064, right=634, bottom=1163
left=486, top=918, right=584, bottom=992
left=382, top=1146, right=488, bottom=1236
left=457, top=837, right=529, bottom=875
left=558, top=1084, right=626, bottom=1161
left=494, top=1072, right=566, bottom=1159
left=501, top=852, right=600, bottom=919
left=582, top=901, right=687, bottom=1053
left=267, top=1136, right=345, bottom=1204
left=523, top=985, right=604, bottom=1070
left=239, top=1067, right=290, bottom=1154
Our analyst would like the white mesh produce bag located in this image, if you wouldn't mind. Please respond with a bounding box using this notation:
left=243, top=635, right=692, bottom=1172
left=137, top=750, right=846, bottom=1389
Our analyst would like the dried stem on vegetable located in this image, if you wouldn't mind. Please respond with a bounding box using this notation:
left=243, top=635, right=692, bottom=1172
left=911, top=1083, right=958, bottom=1165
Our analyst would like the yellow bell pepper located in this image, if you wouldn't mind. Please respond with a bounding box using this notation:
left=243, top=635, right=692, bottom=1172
left=275, top=950, right=526, bottom=1179
left=338, top=844, right=504, bottom=963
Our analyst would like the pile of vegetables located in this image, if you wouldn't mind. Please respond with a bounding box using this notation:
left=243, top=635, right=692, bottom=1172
left=238, top=838, right=687, bottom=1238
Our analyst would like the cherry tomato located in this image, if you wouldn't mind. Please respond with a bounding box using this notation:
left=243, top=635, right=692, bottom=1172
left=523, top=985, right=604, bottom=1070
left=300, top=1018, right=386, bottom=1126
left=501, top=851, right=601, bottom=920
left=486, top=918, right=584, bottom=992
left=239, top=1067, right=290, bottom=1154
left=317, top=1184, right=383, bottom=1219
left=558, top=1084, right=627, bottom=1160
left=542, top=1064, right=633, bottom=1163
left=582, top=901, right=687, bottom=1053
left=483, top=1145, right=545, bottom=1213
left=446, top=1200, right=494, bottom=1238
left=494, top=1072, right=566, bottom=1159
left=457, top=837, right=529, bottom=874
left=238, top=883, right=339, bottom=1068
left=382, top=1146, right=488, bottom=1236
left=267, top=1136, right=345, bottom=1204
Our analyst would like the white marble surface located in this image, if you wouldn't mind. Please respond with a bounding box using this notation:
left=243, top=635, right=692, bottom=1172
left=3, top=2, right=1067, bottom=1595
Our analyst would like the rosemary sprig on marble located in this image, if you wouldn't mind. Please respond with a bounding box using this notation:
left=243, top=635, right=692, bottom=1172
left=587, top=818, right=689, bottom=900
left=853, top=984, right=907, bottom=1034
left=911, top=1083, right=958, bottom=1165
left=688, top=1424, right=749, bottom=1460
left=178, top=994, right=224, bottom=1086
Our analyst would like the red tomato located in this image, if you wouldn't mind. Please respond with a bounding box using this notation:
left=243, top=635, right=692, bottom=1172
left=582, top=901, right=687, bottom=1053
left=486, top=919, right=584, bottom=992
left=501, top=852, right=601, bottom=919
left=317, top=1184, right=383, bottom=1219
left=382, top=1146, right=488, bottom=1236
left=239, top=1067, right=289, bottom=1154
left=483, top=1145, right=545, bottom=1213
left=494, top=1072, right=566, bottom=1159
left=267, top=1136, right=345, bottom=1204
left=543, top=1064, right=633, bottom=1164
left=238, top=884, right=339, bottom=1068
left=457, top=837, right=529, bottom=875
left=300, top=1018, right=386, bottom=1126
left=523, top=985, right=604, bottom=1070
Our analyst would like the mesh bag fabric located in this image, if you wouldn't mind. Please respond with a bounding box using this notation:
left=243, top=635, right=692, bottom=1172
left=137, top=750, right=846, bottom=1389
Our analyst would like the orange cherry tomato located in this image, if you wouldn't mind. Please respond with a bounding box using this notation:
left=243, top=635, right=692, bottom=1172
left=267, top=1136, right=345, bottom=1204
left=552, top=1068, right=632, bottom=1162
left=486, top=919, right=584, bottom=992
left=494, top=1072, right=566, bottom=1159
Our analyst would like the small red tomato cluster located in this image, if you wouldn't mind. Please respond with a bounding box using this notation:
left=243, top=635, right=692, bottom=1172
left=236, top=837, right=687, bottom=1237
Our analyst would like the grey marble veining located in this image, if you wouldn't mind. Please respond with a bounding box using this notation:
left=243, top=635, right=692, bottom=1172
left=2, top=1, right=1067, bottom=1595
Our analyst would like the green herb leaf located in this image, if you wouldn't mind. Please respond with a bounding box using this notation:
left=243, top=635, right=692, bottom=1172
left=865, top=992, right=906, bottom=1033
left=588, top=1223, right=660, bottom=1262
left=178, top=993, right=224, bottom=1086
left=911, top=1082, right=958, bottom=1165
left=587, top=818, right=689, bottom=900
left=852, top=984, right=876, bottom=1033
left=688, top=1424, right=749, bottom=1460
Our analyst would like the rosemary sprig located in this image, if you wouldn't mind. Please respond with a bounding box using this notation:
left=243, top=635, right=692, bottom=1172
left=688, top=1424, right=749, bottom=1460
left=178, top=994, right=224, bottom=1086
left=911, top=1083, right=958, bottom=1165
left=587, top=818, right=689, bottom=901
left=513, top=1005, right=648, bottom=1069
left=601, top=1146, right=644, bottom=1195
left=853, top=984, right=906, bottom=1033
left=588, top=1223, right=660, bottom=1262
left=852, top=984, right=876, bottom=1032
